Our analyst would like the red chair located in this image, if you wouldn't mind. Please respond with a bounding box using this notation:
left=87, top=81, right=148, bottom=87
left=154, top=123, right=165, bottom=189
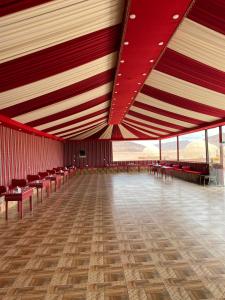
left=11, top=179, right=27, bottom=188
left=27, top=175, right=40, bottom=182
left=54, top=167, right=63, bottom=172
left=47, top=170, right=56, bottom=175
left=38, top=172, right=49, bottom=179
left=0, top=186, right=7, bottom=196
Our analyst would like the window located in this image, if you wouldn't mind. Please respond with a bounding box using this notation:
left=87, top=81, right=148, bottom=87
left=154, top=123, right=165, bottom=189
left=222, top=126, right=225, bottom=143
left=207, top=127, right=220, bottom=164
left=161, top=137, right=177, bottom=160
left=112, top=140, right=159, bottom=161
left=179, top=130, right=206, bottom=162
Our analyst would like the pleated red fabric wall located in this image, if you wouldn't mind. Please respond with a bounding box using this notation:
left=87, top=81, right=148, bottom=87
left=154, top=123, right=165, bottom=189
left=0, top=125, right=63, bottom=186
left=64, top=140, right=112, bottom=168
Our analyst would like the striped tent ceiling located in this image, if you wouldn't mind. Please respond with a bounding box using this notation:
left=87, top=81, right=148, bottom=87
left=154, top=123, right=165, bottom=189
left=0, top=0, right=225, bottom=140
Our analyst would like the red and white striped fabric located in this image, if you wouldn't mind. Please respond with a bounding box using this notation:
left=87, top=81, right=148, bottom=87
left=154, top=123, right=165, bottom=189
left=0, top=126, right=63, bottom=186
left=0, top=0, right=124, bottom=139
left=0, top=0, right=224, bottom=140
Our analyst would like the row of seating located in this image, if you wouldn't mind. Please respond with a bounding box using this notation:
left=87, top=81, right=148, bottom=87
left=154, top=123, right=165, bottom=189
left=149, top=161, right=209, bottom=184
left=0, top=166, right=76, bottom=219
left=77, top=162, right=151, bottom=174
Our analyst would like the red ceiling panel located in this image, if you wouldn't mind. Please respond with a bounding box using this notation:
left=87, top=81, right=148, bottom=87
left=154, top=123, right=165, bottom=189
left=108, top=0, right=194, bottom=124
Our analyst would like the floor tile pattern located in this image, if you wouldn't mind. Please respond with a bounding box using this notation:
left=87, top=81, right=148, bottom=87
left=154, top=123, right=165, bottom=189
left=0, top=173, right=225, bottom=299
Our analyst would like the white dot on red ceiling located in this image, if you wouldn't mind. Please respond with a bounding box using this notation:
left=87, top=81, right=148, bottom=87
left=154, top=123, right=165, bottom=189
left=124, top=41, right=129, bottom=45
left=158, top=41, right=164, bottom=46
left=142, top=73, right=147, bottom=76
left=120, top=60, right=125, bottom=63
left=115, top=91, right=118, bottom=94
left=118, top=73, right=122, bottom=76
left=173, top=14, right=180, bottom=20
left=138, top=82, right=141, bottom=85
left=116, top=83, right=119, bottom=86
left=130, top=14, right=136, bottom=19
left=134, top=90, right=137, bottom=92
left=149, top=59, right=154, bottom=63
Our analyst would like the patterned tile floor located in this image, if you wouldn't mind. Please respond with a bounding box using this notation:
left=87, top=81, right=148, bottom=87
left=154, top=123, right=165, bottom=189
left=0, top=173, right=225, bottom=300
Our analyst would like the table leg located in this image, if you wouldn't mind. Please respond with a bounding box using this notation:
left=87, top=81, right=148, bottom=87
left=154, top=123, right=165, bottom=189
left=5, top=200, right=8, bottom=220
left=17, top=201, right=20, bottom=212
left=37, top=187, right=39, bottom=199
left=47, top=184, right=50, bottom=197
left=30, top=196, right=33, bottom=211
left=20, top=201, right=23, bottom=219
left=41, top=188, right=43, bottom=202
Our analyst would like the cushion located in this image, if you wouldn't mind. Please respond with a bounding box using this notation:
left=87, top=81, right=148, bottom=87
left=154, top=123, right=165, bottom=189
left=182, top=166, right=191, bottom=171
left=172, top=164, right=180, bottom=168
left=184, top=170, right=202, bottom=175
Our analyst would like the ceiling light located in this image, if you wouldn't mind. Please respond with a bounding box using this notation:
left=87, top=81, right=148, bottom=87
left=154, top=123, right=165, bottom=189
left=116, top=83, right=119, bottom=86
left=120, top=60, right=125, bottom=63
left=142, top=73, right=147, bottom=76
left=149, top=59, right=154, bottom=63
left=158, top=41, right=164, bottom=46
left=172, top=14, right=179, bottom=20
left=130, top=14, right=136, bottom=19
left=124, top=41, right=129, bottom=45
left=138, top=82, right=141, bottom=85
left=134, top=90, right=137, bottom=93
left=118, top=73, right=122, bottom=76
left=115, top=91, right=118, bottom=94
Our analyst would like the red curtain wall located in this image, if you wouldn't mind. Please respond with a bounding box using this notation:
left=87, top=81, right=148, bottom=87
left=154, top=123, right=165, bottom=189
left=0, top=125, right=63, bottom=186
left=64, top=140, right=112, bottom=168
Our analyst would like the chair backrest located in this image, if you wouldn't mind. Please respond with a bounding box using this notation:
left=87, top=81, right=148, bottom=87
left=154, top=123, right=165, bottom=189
left=38, top=172, right=49, bottom=179
left=47, top=169, right=55, bottom=174
left=11, top=179, right=27, bottom=188
left=54, top=167, right=62, bottom=171
left=209, top=165, right=218, bottom=177
left=27, top=174, right=40, bottom=182
left=0, top=186, right=7, bottom=195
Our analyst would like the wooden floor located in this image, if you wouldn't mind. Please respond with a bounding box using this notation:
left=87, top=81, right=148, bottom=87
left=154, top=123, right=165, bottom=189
left=0, top=173, right=225, bottom=300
